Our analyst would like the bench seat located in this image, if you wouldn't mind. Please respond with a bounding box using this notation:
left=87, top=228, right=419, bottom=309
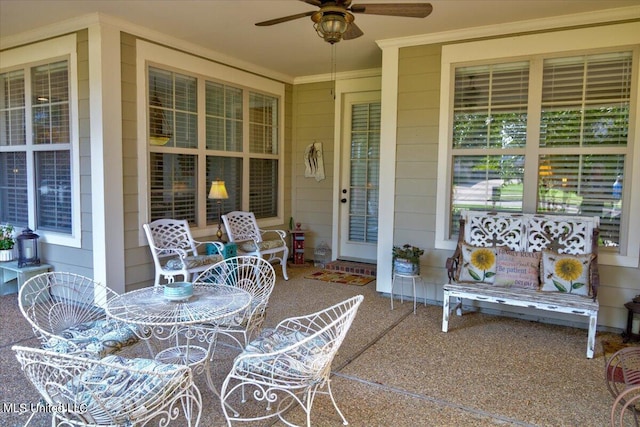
left=443, top=282, right=599, bottom=357
left=442, top=210, right=600, bottom=358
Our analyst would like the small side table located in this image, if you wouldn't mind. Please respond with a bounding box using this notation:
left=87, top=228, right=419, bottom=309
left=623, top=301, right=640, bottom=343
left=390, top=272, right=426, bottom=315
left=0, top=260, right=52, bottom=297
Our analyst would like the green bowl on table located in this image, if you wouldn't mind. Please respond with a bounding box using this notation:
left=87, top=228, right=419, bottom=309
left=163, top=282, right=194, bottom=301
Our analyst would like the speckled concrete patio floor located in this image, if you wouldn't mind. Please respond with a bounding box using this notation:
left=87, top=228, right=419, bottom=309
left=0, top=265, right=623, bottom=426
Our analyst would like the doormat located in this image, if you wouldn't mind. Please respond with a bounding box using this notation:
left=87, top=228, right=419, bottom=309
left=325, top=260, right=377, bottom=277
left=305, top=270, right=375, bottom=286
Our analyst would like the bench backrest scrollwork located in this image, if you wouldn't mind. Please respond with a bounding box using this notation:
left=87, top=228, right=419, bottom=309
left=449, top=210, right=600, bottom=299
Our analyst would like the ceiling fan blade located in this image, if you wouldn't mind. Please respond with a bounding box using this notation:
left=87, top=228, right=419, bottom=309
left=350, top=3, right=433, bottom=18
left=255, top=11, right=315, bottom=27
left=343, top=22, right=364, bottom=40
left=300, top=0, right=322, bottom=6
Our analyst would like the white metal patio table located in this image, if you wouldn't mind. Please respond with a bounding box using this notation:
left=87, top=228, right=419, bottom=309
left=106, top=283, right=251, bottom=399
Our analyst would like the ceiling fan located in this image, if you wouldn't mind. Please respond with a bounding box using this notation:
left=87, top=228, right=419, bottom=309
left=255, top=0, right=433, bottom=44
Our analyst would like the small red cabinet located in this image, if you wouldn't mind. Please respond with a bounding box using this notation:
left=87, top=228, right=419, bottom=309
left=290, top=230, right=306, bottom=265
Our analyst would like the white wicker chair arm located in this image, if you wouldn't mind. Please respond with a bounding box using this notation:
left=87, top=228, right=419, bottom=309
left=231, top=332, right=334, bottom=382
left=259, top=229, right=287, bottom=241
left=275, top=312, right=330, bottom=336
left=155, top=246, right=188, bottom=259
left=234, top=331, right=329, bottom=362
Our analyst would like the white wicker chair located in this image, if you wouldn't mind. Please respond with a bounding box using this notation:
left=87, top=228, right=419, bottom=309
left=143, top=218, right=225, bottom=286
left=193, top=256, right=276, bottom=357
left=19, top=272, right=147, bottom=358
left=219, top=295, right=364, bottom=426
left=13, top=345, right=202, bottom=427
left=221, top=211, right=289, bottom=280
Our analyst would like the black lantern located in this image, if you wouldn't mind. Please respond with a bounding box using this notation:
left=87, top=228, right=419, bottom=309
left=17, top=228, right=40, bottom=268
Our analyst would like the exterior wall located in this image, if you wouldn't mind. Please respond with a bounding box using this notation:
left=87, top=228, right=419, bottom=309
left=4, top=16, right=636, bottom=332
left=119, top=34, right=293, bottom=291
left=121, top=32, right=151, bottom=291
left=37, top=30, right=94, bottom=277
left=291, top=81, right=336, bottom=260
left=395, top=44, right=445, bottom=302
left=395, top=40, right=640, bottom=331
left=281, top=83, right=294, bottom=236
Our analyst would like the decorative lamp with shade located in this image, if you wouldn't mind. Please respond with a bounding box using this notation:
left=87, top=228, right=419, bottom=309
left=17, top=228, right=40, bottom=268
left=208, top=180, right=229, bottom=241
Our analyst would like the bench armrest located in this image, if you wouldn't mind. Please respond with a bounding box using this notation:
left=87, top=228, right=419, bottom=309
left=590, top=255, right=600, bottom=301
left=446, top=246, right=461, bottom=283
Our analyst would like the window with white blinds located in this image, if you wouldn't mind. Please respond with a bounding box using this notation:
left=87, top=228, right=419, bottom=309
left=538, top=52, right=631, bottom=247
left=451, top=61, right=529, bottom=234
left=448, top=49, right=634, bottom=251
left=147, top=66, right=281, bottom=225
left=0, top=60, right=72, bottom=234
left=349, top=102, right=380, bottom=243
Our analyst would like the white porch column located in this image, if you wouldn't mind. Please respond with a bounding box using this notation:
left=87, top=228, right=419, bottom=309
left=375, top=45, right=399, bottom=292
left=88, top=23, right=125, bottom=292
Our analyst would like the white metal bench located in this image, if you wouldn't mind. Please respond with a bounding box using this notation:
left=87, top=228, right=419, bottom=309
left=442, top=210, right=600, bottom=358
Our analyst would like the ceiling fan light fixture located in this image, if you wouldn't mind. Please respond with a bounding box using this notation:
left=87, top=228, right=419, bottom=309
left=312, top=9, right=354, bottom=44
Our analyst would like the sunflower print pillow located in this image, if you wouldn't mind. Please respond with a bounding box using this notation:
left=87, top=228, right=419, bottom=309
left=540, top=250, right=593, bottom=296
left=456, top=243, right=498, bottom=284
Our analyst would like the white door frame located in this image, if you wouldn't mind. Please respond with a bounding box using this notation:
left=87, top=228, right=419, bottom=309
left=331, top=75, right=382, bottom=261
left=338, top=91, right=381, bottom=261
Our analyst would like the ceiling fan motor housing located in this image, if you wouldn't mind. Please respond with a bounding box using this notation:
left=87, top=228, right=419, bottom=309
left=312, top=7, right=354, bottom=44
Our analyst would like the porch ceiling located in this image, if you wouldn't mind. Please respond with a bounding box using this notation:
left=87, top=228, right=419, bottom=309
left=1, top=0, right=639, bottom=81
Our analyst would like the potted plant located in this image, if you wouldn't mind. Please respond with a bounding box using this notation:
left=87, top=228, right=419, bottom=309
left=0, top=224, right=15, bottom=262
left=392, top=244, right=424, bottom=275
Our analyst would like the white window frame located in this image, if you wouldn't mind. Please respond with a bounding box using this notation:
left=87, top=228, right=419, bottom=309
left=436, top=22, right=640, bottom=268
left=136, top=40, right=285, bottom=244
left=0, top=34, right=81, bottom=247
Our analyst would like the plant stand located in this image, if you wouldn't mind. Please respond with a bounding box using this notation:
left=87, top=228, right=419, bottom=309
left=390, top=272, right=426, bottom=315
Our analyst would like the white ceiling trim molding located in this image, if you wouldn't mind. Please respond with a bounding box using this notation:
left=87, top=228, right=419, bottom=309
left=294, top=67, right=381, bottom=85
left=0, top=12, right=294, bottom=85
left=377, top=6, right=640, bottom=49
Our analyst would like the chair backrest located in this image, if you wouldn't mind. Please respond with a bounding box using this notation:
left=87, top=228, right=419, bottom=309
left=275, top=295, right=364, bottom=373
left=222, top=211, right=262, bottom=243
left=19, top=272, right=116, bottom=342
left=143, top=218, right=199, bottom=260
left=194, top=256, right=276, bottom=308
left=13, top=345, right=197, bottom=426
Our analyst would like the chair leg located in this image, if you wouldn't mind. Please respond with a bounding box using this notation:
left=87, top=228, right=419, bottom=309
left=325, top=379, right=348, bottom=425
left=281, top=257, right=289, bottom=280
left=412, top=277, right=417, bottom=314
